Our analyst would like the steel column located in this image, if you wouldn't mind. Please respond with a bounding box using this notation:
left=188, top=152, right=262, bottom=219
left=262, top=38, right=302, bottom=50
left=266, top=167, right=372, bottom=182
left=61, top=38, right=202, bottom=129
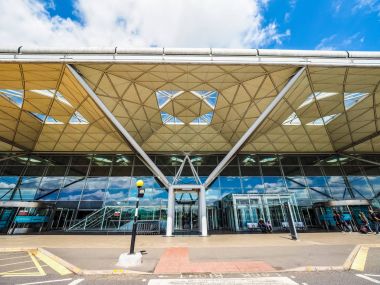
left=166, top=185, right=175, bottom=236
left=203, top=67, right=306, bottom=188
left=67, top=64, right=170, bottom=189
left=199, top=185, right=207, bottom=236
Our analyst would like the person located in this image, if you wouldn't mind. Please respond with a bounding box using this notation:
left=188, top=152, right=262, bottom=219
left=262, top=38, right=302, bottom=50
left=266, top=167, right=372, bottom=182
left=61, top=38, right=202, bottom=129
left=265, top=220, right=273, bottom=233
left=333, top=209, right=351, bottom=232
left=358, top=211, right=372, bottom=233
left=369, top=209, right=380, bottom=235
left=258, top=218, right=270, bottom=233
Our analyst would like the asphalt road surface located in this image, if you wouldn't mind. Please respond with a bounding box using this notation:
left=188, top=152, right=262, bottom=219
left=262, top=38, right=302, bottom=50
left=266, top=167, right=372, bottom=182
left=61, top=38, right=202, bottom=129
left=1, top=247, right=379, bottom=285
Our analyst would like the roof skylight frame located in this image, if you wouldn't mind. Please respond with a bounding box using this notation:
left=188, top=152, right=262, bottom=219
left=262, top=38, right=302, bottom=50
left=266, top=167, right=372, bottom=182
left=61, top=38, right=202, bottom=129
left=306, top=113, right=340, bottom=126
left=282, top=112, right=301, bottom=126
left=0, top=89, right=24, bottom=107
left=30, top=89, right=73, bottom=107
left=344, top=92, right=369, bottom=110
left=160, top=111, right=185, bottom=125
left=155, top=90, right=183, bottom=108
left=189, top=112, right=214, bottom=126
left=297, top=92, right=338, bottom=110
left=29, top=112, right=64, bottom=125
left=190, top=90, right=219, bottom=109
left=69, top=111, right=89, bottom=125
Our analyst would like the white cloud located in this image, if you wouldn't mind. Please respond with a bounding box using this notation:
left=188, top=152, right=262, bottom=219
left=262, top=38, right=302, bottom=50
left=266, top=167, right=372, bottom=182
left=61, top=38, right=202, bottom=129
left=315, top=33, right=365, bottom=50
left=353, top=0, right=380, bottom=15
left=0, top=0, right=289, bottom=48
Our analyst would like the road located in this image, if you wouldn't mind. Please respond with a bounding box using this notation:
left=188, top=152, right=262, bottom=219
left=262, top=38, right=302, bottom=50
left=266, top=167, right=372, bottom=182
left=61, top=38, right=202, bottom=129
left=1, top=247, right=379, bottom=285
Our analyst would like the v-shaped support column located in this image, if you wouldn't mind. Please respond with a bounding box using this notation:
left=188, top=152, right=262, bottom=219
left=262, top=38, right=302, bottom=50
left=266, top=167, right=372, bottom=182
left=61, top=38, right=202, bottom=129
left=203, top=67, right=306, bottom=188
left=67, top=64, right=170, bottom=189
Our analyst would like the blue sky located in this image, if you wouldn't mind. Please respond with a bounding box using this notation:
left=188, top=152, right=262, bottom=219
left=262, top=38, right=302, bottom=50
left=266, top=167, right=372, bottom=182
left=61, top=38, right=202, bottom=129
left=0, top=0, right=379, bottom=50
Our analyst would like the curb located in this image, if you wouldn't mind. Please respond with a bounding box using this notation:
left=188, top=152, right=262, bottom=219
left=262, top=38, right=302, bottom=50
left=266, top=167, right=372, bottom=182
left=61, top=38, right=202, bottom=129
left=37, top=248, right=82, bottom=275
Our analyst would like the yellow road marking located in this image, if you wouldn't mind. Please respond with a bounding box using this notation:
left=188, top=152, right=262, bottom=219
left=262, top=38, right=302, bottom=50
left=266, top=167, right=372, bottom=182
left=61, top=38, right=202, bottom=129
left=29, top=251, right=46, bottom=276
left=0, top=265, right=41, bottom=275
left=351, top=246, right=369, bottom=271
left=34, top=251, right=71, bottom=276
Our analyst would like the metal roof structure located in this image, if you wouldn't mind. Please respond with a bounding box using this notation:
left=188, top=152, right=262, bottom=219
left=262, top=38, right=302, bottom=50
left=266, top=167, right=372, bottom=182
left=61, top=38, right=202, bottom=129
left=0, top=48, right=379, bottom=154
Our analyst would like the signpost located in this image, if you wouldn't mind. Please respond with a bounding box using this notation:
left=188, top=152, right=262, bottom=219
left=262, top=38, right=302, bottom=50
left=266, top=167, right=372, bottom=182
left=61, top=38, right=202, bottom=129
left=129, top=180, right=145, bottom=254
left=117, top=180, right=145, bottom=268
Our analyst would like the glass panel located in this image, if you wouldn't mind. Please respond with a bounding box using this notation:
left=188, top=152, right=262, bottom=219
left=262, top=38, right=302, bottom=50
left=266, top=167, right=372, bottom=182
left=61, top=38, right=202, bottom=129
left=347, top=176, right=374, bottom=199
left=263, top=176, right=286, bottom=193
left=36, top=177, right=64, bottom=200
left=241, top=177, right=264, bottom=194
left=58, top=177, right=85, bottom=200
left=81, top=177, right=108, bottom=200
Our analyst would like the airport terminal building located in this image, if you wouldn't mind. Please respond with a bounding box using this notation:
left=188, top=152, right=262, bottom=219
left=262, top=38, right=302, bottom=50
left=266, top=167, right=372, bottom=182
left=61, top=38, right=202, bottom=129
left=0, top=47, right=379, bottom=235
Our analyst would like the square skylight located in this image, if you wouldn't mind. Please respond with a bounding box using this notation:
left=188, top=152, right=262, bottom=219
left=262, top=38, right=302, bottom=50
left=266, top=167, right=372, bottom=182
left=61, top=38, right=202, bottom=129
left=155, top=90, right=182, bottom=108
left=189, top=112, right=214, bottom=125
left=160, top=111, right=184, bottom=125
left=191, top=91, right=219, bottom=109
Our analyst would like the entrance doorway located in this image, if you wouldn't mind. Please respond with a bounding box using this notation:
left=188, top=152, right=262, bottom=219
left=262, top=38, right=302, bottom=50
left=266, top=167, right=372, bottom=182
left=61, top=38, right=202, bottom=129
left=174, top=191, right=198, bottom=233
left=166, top=185, right=207, bottom=236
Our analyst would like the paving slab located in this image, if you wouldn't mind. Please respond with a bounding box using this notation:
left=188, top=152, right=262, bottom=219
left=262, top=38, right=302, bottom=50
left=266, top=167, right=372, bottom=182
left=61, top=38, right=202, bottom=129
left=46, top=247, right=164, bottom=273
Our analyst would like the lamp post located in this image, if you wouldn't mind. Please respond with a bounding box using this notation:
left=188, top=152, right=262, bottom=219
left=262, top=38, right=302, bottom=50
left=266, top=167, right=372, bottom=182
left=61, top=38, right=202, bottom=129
left=129, top=179, right=144, bottom=254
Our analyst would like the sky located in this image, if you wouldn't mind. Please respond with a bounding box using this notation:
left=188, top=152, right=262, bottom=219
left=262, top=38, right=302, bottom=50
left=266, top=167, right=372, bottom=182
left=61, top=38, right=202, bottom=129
left=0, top=0, right=379, bottom=50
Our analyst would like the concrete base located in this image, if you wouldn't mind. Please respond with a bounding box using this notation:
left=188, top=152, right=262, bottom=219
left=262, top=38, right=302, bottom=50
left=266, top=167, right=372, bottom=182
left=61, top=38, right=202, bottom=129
left=116, top=252, right=142, bottom=268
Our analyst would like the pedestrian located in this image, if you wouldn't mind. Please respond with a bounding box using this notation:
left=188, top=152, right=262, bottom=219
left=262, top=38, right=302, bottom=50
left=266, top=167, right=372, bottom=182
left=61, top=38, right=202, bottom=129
left=369, top=209, right=380, bottom=235
left=333, top=209, right=351, bottom=232
left=358, top=211, right=372, bottom=233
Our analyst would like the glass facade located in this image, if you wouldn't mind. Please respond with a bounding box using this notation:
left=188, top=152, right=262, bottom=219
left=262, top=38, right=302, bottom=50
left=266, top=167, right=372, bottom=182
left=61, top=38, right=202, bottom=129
left=0, top=153, right=379, bottom=231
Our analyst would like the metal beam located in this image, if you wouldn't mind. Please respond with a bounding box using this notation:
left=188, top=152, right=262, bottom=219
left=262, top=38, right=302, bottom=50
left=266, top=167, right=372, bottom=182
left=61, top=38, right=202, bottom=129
left=337, top=130, right=380, bottom=152
left=203, top=67, right=305, bottom=188
left=0, top=135, right=30, bottom=152
left=67, top=64, right=171, bottom=189
left=340, top=153, right=380, bottom=167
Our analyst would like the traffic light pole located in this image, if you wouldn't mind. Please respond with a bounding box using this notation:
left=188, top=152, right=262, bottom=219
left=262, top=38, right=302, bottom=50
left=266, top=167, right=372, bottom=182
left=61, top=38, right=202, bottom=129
left=129, top=199, right=140, bottom=254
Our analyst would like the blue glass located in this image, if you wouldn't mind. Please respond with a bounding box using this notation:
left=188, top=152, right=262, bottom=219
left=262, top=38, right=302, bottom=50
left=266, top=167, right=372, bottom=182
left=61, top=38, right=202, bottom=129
left=305, top=176, right=328, bottom=187
left=0, top=189, right=11, bottom=200
left=36, top=177, right=64, bottom=200
left=347, top=176, right=374, bottom=199
left=219, top=176, right=242, bottom=189
left=108, top=177, right=131, bottom=189
left=177, top=176, right=198, bottom=185
left=285, top=176, right=307, bottom=188
left=241, top=177, right=264, bottom=194
left=19, top=177, right=41, bottom=188
left=367, top=176, right=380, bottom=196
left=330, top=187, right=348, bottom=199
left=206, top=188, right=221, bottom=202
left=58, top=177, right=85, bottom=200
left=0, top=177, right=18, bottom=189
left=263, top=176, right=286, bottom=193
left=81, top=177, right=108, bottom=200
left=13, top=189, right=37, bottom=201
left=105, top=189, right=129, bottom=201
left=308, top=187, right=331, bottom=201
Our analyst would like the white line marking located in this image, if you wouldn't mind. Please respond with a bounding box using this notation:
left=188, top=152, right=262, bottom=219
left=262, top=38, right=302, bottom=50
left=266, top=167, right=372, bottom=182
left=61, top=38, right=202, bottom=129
left=367, top=275, right=380, bottom=277
left=0, top=260, right=32, bottom=267
left=148, top=277, right=299, bottom=285
left=0, top=255, right=28, bottom=261
left=15, top=278, right=72, bottom=285
left=68, top=279, right=84, bottom=285
left=356, top=274, right=380, bottom=284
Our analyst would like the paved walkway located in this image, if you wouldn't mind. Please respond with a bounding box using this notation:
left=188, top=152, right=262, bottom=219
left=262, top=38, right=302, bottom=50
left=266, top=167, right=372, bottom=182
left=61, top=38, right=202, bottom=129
left=0, top=233, right=379, bottom=274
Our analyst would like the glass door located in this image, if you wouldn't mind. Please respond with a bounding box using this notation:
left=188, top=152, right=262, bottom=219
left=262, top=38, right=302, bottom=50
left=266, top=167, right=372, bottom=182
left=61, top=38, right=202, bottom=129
left=174, top=191, right=198, bottom=233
